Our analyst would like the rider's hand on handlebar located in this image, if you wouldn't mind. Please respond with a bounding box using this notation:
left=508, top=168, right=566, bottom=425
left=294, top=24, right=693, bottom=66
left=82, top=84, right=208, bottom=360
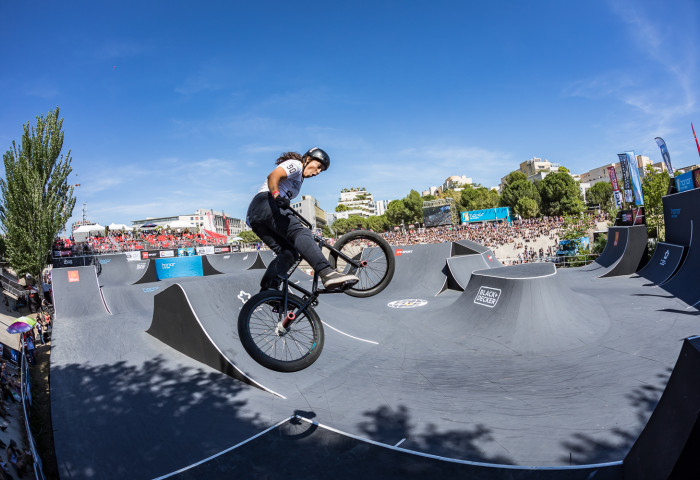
left=274, top=195, right=290, bottom=209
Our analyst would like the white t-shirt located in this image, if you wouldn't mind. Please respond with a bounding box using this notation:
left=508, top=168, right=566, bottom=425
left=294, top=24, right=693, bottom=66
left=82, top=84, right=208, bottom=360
left=258, top=159, right=304, bottom=200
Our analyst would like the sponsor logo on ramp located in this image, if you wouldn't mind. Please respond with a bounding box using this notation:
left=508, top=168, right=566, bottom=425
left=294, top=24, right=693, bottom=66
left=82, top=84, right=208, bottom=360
left=99, top=259, right=111, bottom=265
left=474, top=286, right=501, bottom=308
left=136, top=263, right=146, bottom=270
left=394, top=249, right=413, bottom=256
left=387, top=299, right=427, bottom=308
left=613, top=231, right=620, bottom=247
left=142, top=287, right=159, bottom=293
left=237, top=290, right=251, bottom=304
left=660, top=249, right=670, bottom=267
left=67, top=270, right=80, bottom=283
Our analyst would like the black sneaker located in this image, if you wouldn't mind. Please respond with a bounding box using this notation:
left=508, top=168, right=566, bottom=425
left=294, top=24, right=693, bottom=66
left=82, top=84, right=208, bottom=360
left=321, top=270, right=359, bottom=290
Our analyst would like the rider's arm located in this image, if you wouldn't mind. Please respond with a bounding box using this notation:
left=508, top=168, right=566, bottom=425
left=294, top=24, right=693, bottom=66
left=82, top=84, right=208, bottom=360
left=267, top=166, right=288, bottom=197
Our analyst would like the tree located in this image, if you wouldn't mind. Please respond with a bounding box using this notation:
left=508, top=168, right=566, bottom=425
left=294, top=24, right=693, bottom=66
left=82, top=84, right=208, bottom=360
left=586, top=181, right=612, bottom=209
left=642, top=165, right=670, bottom=240
left=335, top=204, right=349, bottom=212
left=365, top=214, right=390, bottom=233
left=385, top=199, right=409, bottom=227
left=461, top=185, right=499, bottom=211
left=501, top=179, right=540, bottom=212
left=538, top=171, right=584, bottom=216
left=403, top=190, right=423, bottom=224
left=239, top=230, right=260, bottom=244
left=503, top=170, right=527, bottom=185
left=0, top=107, right=76, bottom=290
left=515, top=197, right=539, bottom=219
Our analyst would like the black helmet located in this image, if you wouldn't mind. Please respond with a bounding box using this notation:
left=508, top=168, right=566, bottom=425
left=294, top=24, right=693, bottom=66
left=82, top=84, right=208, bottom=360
left=304, top=147, right=330, bottom=170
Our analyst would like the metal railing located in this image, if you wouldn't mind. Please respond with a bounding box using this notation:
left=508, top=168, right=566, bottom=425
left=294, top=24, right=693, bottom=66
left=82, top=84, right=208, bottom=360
left=19, top=343, right=46, bottom=480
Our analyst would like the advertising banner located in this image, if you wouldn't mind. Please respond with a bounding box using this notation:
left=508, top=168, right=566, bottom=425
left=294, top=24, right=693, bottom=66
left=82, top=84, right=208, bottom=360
left=695, top=168, right=700, bottom=188
left=654, top=137, right=675, bottom=178
left=214, top=246, right=232, bottom=254
left=625, top=152, right=644, bottom=206
left=608, top=167, right=623, bottom=209
left=196, top=246, right=215, bottom=255
left=675, top=170, right=695, bottom=192
left=423, top=204, right=453, bottom=227
left=461, top=207, right=512, bottom=224
left=141, top=249, right=179, bottom=260
left=617, top=154, right=633, bottom=203
left=155, top=256, right=204, bottom=280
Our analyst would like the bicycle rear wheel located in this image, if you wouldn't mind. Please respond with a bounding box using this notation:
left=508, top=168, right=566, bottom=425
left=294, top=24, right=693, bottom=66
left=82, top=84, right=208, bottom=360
left=238, top=290, right=324, bottom=372
left=329, top=230, right=395, bottom=298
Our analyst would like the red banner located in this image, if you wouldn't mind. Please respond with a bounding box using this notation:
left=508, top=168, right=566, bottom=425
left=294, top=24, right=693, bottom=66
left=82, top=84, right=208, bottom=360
left=608, top=167, right=623, bottom=208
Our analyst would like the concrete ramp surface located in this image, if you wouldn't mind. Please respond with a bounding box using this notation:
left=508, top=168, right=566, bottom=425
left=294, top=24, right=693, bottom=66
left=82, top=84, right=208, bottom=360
left=204, top=252, right=266, bottom=274
left=634, top=242, right=684, bottom=285
left=51, top=266, right=111, bottom=318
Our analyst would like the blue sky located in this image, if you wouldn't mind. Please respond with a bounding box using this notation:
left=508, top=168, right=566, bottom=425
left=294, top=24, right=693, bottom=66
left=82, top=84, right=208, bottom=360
left=1, top=0, right=698, bottom=228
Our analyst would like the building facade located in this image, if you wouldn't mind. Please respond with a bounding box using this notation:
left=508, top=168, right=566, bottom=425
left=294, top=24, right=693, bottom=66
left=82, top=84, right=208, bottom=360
left=290, top=195, right=328, bottom=231
left=579, top=155, right=652, bottom=187
left=132, top=208, right=243, bottom=238
left=335, top=188, right=377, bottom=218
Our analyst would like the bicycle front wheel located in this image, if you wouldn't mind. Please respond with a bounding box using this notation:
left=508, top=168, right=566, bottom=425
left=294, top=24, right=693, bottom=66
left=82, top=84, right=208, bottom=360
left=329, top=230, right=395, bottom=298
left=238, top=291, right=324, bottom=372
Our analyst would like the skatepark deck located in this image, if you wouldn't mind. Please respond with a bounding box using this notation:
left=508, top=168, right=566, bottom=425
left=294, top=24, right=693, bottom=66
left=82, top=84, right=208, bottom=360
left=48, top=190, right=700, bottom=479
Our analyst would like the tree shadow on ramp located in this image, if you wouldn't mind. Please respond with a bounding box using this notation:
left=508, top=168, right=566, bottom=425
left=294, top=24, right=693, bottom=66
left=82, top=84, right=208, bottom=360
left=558, top=368, right=670, bottom=465
left=51, top=356, right=273, bottom=480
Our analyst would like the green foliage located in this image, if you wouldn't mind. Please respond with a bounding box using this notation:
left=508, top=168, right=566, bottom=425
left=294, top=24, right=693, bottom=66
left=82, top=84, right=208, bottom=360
left=586, top=181, right=612, bottom=209
left=460, top=185, right=500, bottom=212
left=403, top=189, right=423, bottom=224
left=239, top=230, right=260, bottom=244
left=335, top=204, right=349, bottom=212
left=331, top=215, right=367, bottom=235
left=558, top=166, right=570, bottom=173
left=0, top=236, right=6, bottom=258
left=0, top=107, right=76, bottom=281
left=385, top=199, right=409, bottom=226
left=590, top=234, right=607, bottom=254
left=503, top=170, right=527, bottom=185
left=538, top=171, right=584, bottom=216
left=642, top=165, right=670, bottom=240
left=422, top=194, right=437, bottom=201
left=500, top=179, right=540, bottom=211
left=515, top=197, right=539, bottom=219
left=365, top=214, right=390, bottom=233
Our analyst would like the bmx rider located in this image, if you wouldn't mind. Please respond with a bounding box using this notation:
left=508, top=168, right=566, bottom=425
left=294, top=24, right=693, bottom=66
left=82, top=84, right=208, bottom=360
left=246, top=148, right=359, bottom=291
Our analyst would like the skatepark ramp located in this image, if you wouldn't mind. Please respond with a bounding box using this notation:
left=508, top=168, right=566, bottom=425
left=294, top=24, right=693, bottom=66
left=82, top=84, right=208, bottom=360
left=579, top=225, right=648, bottom=277
left=444, top=239, right=502, bottom=291
left=51, top=266, right=112, bottom=318
left=623, top=336, right=700, bottom=479
left=634, top=242, right=685, bottom=285
left=447, top=263, right=609, bottom=354
left=92, top=254, right=158, bottom=286
left=203, top=252, right=266, bottom=274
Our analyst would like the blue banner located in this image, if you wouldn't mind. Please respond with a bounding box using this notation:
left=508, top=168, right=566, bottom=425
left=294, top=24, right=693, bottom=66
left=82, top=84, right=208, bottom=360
left=675, top=170, right=695, bottom=192
left=625, top=151, right=644, bottom=206
left=617, top=153, right=633, bottom=203
left=155, top=256, right=204, bottom=280
left=461, top=207, right=511, bottom=223
left=654, top=137, right=674, bottom=178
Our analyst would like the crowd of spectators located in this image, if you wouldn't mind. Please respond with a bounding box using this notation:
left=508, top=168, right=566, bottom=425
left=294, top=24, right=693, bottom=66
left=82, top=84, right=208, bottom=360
left=380, top=216, right=567, bottom=249
left=53, top=229, right=228, bottom=256
left=378, top=212, right=609, bottom=265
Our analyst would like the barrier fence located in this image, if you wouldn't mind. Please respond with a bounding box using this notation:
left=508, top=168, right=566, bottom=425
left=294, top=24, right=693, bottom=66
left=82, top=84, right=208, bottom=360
left=20, top=343, right=46, bottom=480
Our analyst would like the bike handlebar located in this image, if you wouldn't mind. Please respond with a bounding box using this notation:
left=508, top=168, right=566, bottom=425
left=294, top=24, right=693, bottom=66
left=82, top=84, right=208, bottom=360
left=286, top=205, right=314, bottom=229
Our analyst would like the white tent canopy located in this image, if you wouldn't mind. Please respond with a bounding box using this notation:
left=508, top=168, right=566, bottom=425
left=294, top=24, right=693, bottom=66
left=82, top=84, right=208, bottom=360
left=108, top=223, right=129, bottom=231
left=74, top=224, right=104, bottom=233
left=166, top=220, right=196, bottom=229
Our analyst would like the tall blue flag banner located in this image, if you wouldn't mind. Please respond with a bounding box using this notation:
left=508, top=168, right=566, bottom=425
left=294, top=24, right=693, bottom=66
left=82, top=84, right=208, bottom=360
left=654, top=137, right=674, bottom=178
left=617, top=153, right=633, bottom=203
left=625, top=151, right=644, bottom=206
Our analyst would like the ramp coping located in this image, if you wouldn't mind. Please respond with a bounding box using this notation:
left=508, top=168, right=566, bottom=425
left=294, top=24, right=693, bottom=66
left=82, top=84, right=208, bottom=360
left=170, top=283, right=287, bottom=399
left=152, top=415, right=294, bottom=479
left=152, top=413, right=623, bottom=479
left=292, top=416, right=623, bottom=470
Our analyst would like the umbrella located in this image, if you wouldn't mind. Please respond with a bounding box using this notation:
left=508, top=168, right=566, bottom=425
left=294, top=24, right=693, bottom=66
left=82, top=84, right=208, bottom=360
left=7, top=322, right=33, bottom=334
left=17, top=316, right=36, bottom=327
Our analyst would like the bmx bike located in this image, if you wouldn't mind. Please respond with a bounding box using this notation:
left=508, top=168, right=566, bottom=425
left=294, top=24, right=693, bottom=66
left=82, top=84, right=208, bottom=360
left=237, top=207, right=395, bottom=372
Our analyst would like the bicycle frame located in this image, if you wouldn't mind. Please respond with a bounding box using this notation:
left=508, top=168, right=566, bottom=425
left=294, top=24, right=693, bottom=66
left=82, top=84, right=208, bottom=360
left=277, top=207, right=367, bottom=329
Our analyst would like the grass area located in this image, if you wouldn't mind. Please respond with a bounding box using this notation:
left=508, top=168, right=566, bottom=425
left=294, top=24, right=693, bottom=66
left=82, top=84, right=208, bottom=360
left=29, top=343, right=58, bottom=479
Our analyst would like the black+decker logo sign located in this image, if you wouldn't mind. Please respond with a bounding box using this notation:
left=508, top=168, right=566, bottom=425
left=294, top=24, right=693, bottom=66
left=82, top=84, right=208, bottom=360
left=474, top=286, right=501, bottom=308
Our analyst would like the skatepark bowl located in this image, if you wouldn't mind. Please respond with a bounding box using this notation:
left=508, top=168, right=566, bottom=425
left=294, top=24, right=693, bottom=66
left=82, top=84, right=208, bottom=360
left=49, top=191, right=700, bottom=480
